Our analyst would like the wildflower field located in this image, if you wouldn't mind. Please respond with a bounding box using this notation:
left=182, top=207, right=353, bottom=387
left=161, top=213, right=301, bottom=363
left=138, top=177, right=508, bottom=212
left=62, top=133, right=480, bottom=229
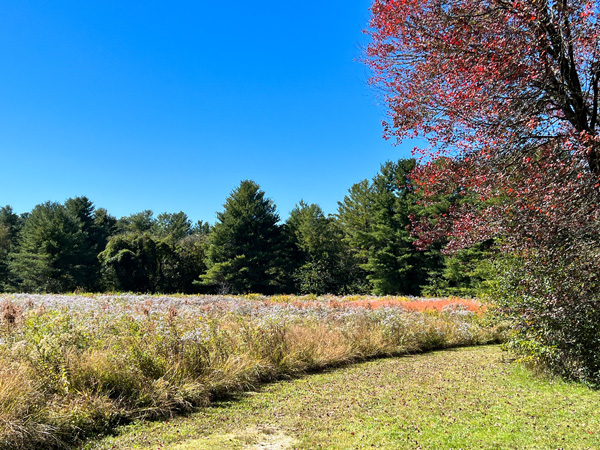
left=0, top=294, right=504, bottom=449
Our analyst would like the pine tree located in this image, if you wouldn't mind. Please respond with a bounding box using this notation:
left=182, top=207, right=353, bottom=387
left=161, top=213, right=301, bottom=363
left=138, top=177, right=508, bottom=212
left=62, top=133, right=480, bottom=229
left=0, top=206, right=22, bottom=291
left=201, top=180, right=289, bottom=294
left=117, top=210, right=155, bottom=234
left=337, top=159, right=440, bottom=295
left=363, top=159, right=428, bottom=295
left=64, top=196, right=116, bottom=291
left=151, top=211, right=192, bottom=242
left=10, top=202, right=87, bottom=292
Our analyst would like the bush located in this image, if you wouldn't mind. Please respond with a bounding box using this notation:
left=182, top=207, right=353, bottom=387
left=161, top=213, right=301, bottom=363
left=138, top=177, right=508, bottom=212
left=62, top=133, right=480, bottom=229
left=494, top=247, right=600, bottom=386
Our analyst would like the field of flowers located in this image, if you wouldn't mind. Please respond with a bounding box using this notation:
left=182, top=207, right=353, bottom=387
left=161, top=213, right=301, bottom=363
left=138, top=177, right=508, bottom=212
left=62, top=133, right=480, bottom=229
left=0, top=293, right=505, bottom=449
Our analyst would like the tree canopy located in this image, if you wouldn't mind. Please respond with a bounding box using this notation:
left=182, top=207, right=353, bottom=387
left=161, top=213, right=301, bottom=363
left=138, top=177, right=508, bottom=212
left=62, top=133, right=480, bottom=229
left=366, top=0, right=600, bottom=383
left=201, top=180, right=290, bottom=294
left=366, top=0, right=600, bottom=250
left=337, top=159, right=441, bottom=295
left=10, top=202, right=88, bottom=293
left=287, top=201, right=362, bottom=294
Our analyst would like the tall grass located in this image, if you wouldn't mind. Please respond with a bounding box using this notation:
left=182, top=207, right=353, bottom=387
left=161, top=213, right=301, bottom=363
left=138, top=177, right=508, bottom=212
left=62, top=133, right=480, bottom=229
left=0, top=294, right=505, bottom=449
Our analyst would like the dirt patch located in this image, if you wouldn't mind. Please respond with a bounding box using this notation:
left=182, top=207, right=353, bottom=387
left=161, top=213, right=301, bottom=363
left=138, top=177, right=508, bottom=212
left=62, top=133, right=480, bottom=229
left=170, top=426, right=296, bottom=450
left=249, top=426, right=296, bottom=449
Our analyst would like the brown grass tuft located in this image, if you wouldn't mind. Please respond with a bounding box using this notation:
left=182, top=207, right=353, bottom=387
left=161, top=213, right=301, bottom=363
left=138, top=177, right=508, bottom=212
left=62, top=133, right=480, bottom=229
left=1, top=300, right=22, bottom=327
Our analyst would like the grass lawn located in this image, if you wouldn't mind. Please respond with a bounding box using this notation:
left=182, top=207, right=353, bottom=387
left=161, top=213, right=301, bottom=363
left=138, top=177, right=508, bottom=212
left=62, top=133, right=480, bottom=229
left=84, top=346, right=600, bottom=449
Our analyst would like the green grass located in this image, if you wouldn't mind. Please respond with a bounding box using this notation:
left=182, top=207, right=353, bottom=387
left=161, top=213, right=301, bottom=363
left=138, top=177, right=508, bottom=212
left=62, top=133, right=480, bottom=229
left=84, top=346, right=600, bottom=449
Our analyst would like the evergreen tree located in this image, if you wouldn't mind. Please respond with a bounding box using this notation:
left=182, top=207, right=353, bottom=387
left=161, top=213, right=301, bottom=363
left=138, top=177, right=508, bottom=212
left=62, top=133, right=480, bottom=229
left=363, top=159, right=431, bottom=295
left=10, top=202, right=87, bottom=292
left=93, top=207, right=118, bottom=246
left=336, top=179, right=375, bottom=265
left=0, top=206, right=22, bottom=291
left=337, top=159, right=441, bottom=295
left=152, top=211, right=192, bottom=242
left=0, top=223, right=10, bottom=291
left=0, top=206, right=22, bottom=246
left=201, top=180, right=289, bottom=294
left=422, top=242, right=497, bottom=298
left=64, top=196, right=116, bottom=291
left=117, top=210, right=155, bottom=234
left=193, top=220, right=211, bottom=235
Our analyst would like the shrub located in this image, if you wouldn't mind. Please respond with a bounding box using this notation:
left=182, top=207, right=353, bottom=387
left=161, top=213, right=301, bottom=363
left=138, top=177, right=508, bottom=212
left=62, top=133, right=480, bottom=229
left=494, top=250, right=600, bottom=385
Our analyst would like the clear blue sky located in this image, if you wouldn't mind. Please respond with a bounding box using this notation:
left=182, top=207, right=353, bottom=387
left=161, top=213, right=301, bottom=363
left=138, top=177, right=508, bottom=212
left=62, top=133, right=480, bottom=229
left=0, top=1, right=414, bottom=224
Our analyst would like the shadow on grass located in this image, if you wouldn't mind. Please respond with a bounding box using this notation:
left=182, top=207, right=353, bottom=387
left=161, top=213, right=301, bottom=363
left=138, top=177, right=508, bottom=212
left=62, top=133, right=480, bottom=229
left=202, top=343, right=507, bottom=410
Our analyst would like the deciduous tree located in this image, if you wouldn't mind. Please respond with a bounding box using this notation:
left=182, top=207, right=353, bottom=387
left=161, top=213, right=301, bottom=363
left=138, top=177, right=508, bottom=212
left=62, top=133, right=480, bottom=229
left=287, top=201, right=362, bottom=294
left=366, top=0, right=600, bottom=248
left=366, top=0, right=600, bottom=382
left=99, top=233, right=175, bottom=293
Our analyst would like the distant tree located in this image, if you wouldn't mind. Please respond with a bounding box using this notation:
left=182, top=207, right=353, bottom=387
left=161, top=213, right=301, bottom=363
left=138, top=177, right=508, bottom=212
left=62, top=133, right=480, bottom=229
left=0, top=224, right=10, bottom=291
left=102, top=208, right=209, bottom=293
left=201, top=180, right=289, bottom=294
left=99, top=233, right=175, bottom=293
left=0, top=225, right=8, bottom=251
left=99, top=231, right=208, bottom=294
left=336, top=179, right=375, bottom=267
left=168, top=233, right=209, bottom=293
left=93, top=207, right=118, bottom=244
left=0, top=206, right=22, bottom=245
left=422, top=242, right=497, bottom=298
left=117, top=210, right=155, bottom=234
left=152, top=211, right=192, bottom=242
left=193, top=220, right=211, bottom=235
left=0, top=206, right=22, bottom=291
left=64, top=196, right=116, bottom=291
left=10, top=202, right=87, bottom=292
left=363, top=159, right=433, bottom=295
left=287, top=201, right=359, bottom=294
left=337, top=160, right=439, bottom=295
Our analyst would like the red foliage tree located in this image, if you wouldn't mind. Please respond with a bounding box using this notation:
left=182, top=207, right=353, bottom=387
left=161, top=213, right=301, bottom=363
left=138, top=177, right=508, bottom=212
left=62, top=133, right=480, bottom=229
left=366, top=0, right=600, bottom=250
left=365, top=0, right=600, bottom=382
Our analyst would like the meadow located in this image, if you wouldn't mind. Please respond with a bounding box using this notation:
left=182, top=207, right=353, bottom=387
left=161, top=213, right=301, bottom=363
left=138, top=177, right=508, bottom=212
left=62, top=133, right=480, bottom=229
left=0, top=293, right=503, bottom=449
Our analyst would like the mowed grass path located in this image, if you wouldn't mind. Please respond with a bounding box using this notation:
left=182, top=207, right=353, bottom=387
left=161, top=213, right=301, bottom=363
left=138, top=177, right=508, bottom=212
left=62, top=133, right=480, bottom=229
left=85, top=346, right=600, bottom=449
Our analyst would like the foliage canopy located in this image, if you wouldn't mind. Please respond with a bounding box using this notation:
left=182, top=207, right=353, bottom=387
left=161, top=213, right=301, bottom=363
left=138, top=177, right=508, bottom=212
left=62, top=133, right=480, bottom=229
left=366, top=0, right=600, bottom=383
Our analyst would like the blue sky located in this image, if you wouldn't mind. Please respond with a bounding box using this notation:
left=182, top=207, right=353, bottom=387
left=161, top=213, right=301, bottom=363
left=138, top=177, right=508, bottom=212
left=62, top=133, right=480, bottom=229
left=0, top=1, right=414, bottom=223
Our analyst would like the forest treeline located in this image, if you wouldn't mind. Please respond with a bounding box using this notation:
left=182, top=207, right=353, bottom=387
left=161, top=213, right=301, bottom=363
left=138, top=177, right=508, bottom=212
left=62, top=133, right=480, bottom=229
left=0, top=159, right=494, bottom=296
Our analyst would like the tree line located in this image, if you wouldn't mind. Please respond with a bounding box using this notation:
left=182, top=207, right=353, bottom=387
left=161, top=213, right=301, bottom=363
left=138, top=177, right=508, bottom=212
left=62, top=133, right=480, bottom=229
left=0, top=158, right=493, bottom=296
